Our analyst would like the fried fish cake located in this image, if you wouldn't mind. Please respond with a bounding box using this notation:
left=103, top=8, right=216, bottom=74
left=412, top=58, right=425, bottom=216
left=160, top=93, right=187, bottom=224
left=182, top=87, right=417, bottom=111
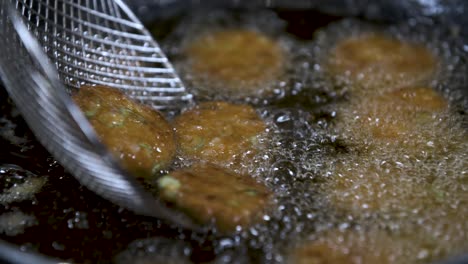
left=289, top=229, right=408, bottom=264
left=328, top=34, right=437, bottom=90
left=157, top=163, right=272, bottom=232
left=385, top=86, right=447, bottom=112
left=328, top=88, right=461, bottom=215
left=338, top=86, right=448, bottom=144
left=185, top=29, right=285, bottom=99
left=326, top=160, right=440, bottom=215
left=366, top=87, right=447, bottom=140
left=73, top=85, right=176, bottom=178
left=174, top=101, right=266, bottom=169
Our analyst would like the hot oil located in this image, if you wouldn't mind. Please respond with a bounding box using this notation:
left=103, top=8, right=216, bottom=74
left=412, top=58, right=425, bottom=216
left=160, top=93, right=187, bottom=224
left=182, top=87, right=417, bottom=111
left=157, top=8, right=467, bottom=264
left=265, top=16, right=467, bottom=264
left=0, top=7, right=467, bottom=264
left=0, top=88, right=192, bottom=262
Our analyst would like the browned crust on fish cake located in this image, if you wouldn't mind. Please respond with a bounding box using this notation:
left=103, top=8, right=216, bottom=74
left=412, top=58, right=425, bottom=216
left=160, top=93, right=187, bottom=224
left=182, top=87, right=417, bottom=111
left=186, top=29, right=285, bottom=98
left=158, top=163, right=272, bottom=232
left=289, top=230, right=400, bottom=264
left=328, top=34, right=437, bottom=89
left=174, top=101, right=266, bottom=169
left=351, top=86, right=447, bottom=141
left=73, top=85, right=176, bottom=178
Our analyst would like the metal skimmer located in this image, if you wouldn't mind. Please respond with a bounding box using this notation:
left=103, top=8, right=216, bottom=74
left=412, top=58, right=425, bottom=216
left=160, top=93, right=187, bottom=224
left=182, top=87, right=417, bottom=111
left=0, top=0, right=196, bottom=229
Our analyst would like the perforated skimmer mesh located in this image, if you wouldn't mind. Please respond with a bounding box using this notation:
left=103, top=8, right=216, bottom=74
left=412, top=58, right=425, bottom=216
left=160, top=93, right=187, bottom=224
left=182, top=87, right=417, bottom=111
left=0, top=0, right=196, bottom=229
left=13, top=0, right=192, bottom=109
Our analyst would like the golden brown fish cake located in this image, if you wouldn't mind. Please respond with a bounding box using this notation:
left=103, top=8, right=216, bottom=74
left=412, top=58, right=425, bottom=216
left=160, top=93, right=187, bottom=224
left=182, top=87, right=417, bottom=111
left=338, top=86, right=448, bottom=143
left=328, top=34, right=437, bottom=90
left=289, top=229, right=408, bottom=264
left=386, top=86, right=447, bottom=112
left=367, top=87, right=448, bottom=140
left=185, top=29, right=285, bottom=98
left=174, top=101, right=266, bottom=170
left=328, top=88, right=463, bottom=216
left=326, top=160, right=439, bottom=214
left=73, top=85, right=176, bottom=179
left=157, top=163, right=272, bottom=232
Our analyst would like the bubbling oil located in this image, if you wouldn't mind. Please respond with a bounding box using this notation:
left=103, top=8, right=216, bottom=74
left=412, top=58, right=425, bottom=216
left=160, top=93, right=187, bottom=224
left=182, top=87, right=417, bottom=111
left=0, top=165, right=46, bottom=205
left=0, top=7, right=466, bottom=264
left=157, top=14, right=467, bottom=264
left=0, top=165, right=44, bottom=238
left=0, top=211, right=37, bottom=236
left=268, top=17, right=468, bottom=264
left=115, top=238, right=192, bottom=264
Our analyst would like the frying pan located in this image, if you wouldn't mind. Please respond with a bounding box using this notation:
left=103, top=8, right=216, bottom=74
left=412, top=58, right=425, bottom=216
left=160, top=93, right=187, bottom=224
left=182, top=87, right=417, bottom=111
left=0, top=0, right=467, bottom=263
